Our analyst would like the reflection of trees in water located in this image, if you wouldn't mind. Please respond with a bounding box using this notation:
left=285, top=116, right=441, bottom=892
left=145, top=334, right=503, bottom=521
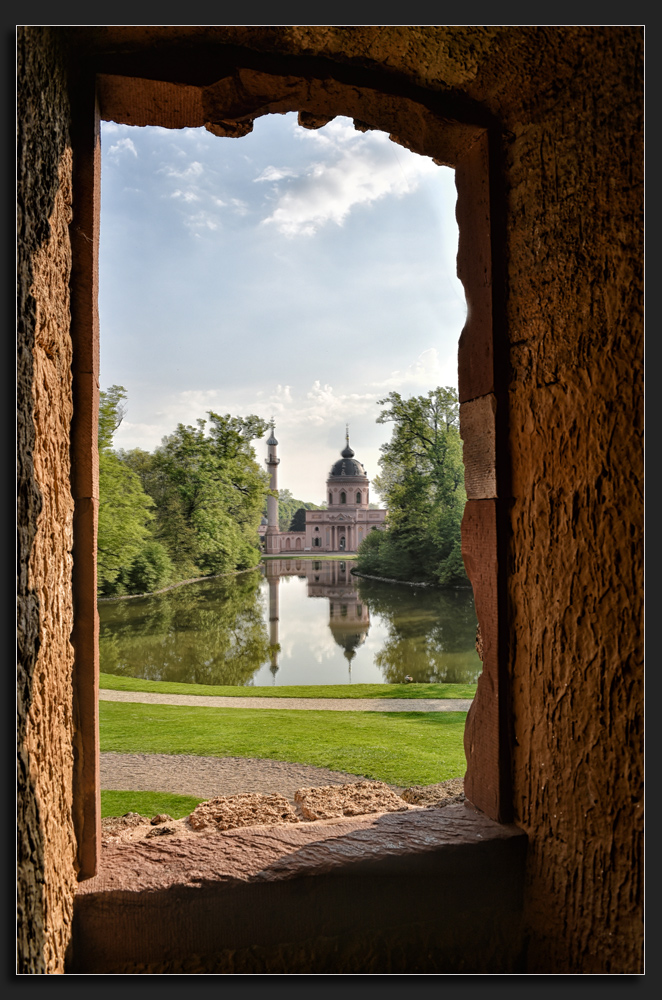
left=99, top=570, right=269, bottom=685
left=99, top=563, right=483, bottom=687
left=356, top=577, right=482, bottom=684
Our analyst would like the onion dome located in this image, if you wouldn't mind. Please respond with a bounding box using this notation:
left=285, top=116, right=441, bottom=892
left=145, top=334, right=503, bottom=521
left=329, top=454, right=367, bottom=478
left=266, top=421, right=278, bottom=446
left=329, top=428, right=368, bottom=478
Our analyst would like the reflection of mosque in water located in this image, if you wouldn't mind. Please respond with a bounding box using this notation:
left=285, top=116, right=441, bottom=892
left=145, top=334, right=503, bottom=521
left=263, top=558, right=370, bottom=683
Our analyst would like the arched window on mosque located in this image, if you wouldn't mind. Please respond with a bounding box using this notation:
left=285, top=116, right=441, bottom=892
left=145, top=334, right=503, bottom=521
left=340, top=491, right=346, bottom=504
left=329, top=493, right=333, bottom=505
left=356, top=491, right=362, bottom=504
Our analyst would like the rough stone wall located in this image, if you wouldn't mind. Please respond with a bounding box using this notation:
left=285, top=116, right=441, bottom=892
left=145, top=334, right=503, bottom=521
left=85, top=24, right=642, bottom=972
left=17, top=27, right=77, bottom=974
left=500, top=32, right=644, bottom=973
left=17, top=25, right=643, bottom=974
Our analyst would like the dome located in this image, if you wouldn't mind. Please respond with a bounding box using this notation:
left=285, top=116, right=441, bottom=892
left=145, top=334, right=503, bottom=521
left=329, top=456, right=367, bottom=478
left=328, top=432, right=368, bottom=478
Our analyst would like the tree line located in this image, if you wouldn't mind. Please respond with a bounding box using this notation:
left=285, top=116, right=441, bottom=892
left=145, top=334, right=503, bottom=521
left=355, top=386, right=469, bottom=587
left=97, top=386, right=273, bottom=596
left=97, top=383, right=469, bottom=597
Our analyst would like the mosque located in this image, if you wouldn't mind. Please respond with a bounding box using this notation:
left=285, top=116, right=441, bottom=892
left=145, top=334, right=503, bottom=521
left=261, top=424, right=387, bottom=554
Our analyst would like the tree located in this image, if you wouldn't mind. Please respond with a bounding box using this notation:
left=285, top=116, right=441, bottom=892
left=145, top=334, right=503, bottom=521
left=288, top=507, right=307, bottom=532
left=97, top=387, right=156, bottom=594
left=147, top=412, right=271, bottom=577
left=270, top=491, right=325, bottom=532
left=358, top=387, right=468, bottom=586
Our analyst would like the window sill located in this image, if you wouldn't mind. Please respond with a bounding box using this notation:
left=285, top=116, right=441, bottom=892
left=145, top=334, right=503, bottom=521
left=69, top=802, right=528, bottom=974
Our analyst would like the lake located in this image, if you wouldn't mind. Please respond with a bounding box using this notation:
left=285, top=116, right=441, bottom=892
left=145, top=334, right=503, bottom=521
left=99, top=557, right=482, bottom=687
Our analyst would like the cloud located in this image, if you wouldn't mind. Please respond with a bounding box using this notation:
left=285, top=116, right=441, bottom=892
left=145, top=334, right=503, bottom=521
left=171, top=189, right=200, bottom=203
left=370, top=348, right=458, bottom=392
left=186, top=212, right=219, bottom=231
left=162, top=160, right=204, bottom=179
left=108, top=137, right=137, bottom=158
left=254, top=165, right=298, bottom=183
left=260, top=119, right=438, bottom=236
left=261, top=381, right=378, bottom=428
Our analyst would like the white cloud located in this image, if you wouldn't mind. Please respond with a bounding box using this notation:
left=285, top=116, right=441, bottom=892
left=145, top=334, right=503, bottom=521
left=261, top=119, right=438, bottom=236
left=254, top=165, right=298, bottom=183
left=108, top=137, right=137, bottom=158
left=370, top=348, right=458, bottom=392
left=162, top=160, right=204, bottom=179
left=171, top=189, right=200, bottom=203
left=261, top=381, right=378, bottom=429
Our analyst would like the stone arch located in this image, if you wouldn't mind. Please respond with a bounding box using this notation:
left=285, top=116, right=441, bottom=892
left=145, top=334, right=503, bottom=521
left=70, top=46, right=504, bottom=873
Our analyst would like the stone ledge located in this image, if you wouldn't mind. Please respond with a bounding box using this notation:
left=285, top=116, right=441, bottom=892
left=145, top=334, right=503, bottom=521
left=69, top=804, right=527, bottom=973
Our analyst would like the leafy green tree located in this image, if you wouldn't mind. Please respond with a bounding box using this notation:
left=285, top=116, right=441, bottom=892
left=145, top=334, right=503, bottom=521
left=116, top=541, right=174, bottom=595
left=358, top=387, right=468, bottom=586
left=271, top=490, right=325, bottom=532
left=97, top=387, right=156, bottom=595
left=147, top=412, right=271, bottom=577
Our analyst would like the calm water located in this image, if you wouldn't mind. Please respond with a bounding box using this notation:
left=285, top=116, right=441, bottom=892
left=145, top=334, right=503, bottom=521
left=99, top=558, right=482, bottom=687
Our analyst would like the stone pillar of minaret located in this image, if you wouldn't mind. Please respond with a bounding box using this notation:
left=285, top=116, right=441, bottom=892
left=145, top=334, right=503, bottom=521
left=265, top=421, right=280, bottom=554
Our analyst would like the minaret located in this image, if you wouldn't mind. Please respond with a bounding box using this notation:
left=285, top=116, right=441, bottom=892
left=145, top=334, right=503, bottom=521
left=265, top=420, right=280, bottom=554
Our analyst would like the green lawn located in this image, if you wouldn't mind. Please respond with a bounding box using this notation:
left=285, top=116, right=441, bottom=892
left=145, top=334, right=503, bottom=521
left=100, top=790, right=204, bottom=819
left=100, top=701, right=468, bottom=787
left=99, top=672, right=477, bottom=701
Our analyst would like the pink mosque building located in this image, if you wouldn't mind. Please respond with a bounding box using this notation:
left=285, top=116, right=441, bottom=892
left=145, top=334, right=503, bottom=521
left=262, top=425, right=387, bottom=554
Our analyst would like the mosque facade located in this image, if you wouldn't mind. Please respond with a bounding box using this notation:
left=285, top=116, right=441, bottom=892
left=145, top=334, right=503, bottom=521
left=262, top=425, right=387, bottom=554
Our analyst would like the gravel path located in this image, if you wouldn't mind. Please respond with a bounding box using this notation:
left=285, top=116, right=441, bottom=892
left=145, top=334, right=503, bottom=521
left=100, top=752, right=393, bottom=803
left=99, top=691, right=472, bottom=804
left=99, top=690, right=474, bottom=712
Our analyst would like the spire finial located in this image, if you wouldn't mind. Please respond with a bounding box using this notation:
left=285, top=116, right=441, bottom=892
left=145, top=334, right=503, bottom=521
left=266, top=418, right=278, bottom=446
left=341, top=424, right=355, bottom=459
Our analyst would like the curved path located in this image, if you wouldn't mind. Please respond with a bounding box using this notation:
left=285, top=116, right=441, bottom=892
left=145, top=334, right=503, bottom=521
left=99, top=690, right=473, bottom=712
left=100, top=752, right=403, bottom=801
left=99, top=690, right=472, bottom=802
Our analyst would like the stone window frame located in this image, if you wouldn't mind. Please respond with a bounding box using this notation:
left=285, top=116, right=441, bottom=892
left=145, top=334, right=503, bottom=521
left=69, top=53, right=509, bottom=878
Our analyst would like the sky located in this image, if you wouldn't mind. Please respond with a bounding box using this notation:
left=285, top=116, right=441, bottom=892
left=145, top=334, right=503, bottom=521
left=99, top=112, right=467, bottom=505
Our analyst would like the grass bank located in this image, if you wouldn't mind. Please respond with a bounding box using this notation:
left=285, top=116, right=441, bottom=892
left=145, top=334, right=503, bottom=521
left=100, top=701, right=467, bottom=787
left=101, top=790, right=204, bottom=819
left=99, top=672, right=476, bottom=701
